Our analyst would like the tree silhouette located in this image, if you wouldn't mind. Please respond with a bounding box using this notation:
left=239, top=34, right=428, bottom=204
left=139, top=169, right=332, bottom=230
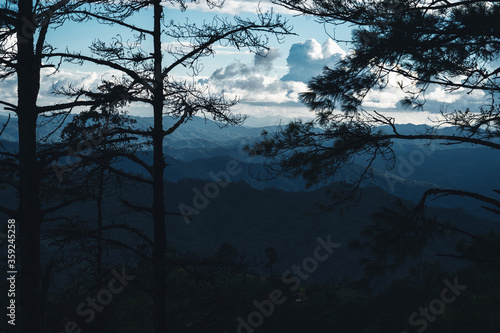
left=0, top=2, right=147, bottom=331
left=38, top=1, right=293, bottom=331
left=265, top=246, right=279, bottom=277
left=244, top=0, right=500, bottom=280
left=249, top=0, right=500, bottom=213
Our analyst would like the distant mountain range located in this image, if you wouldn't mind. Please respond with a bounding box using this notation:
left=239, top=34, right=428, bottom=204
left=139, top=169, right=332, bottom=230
left=29, top=178, right=497, bottom=290
left=1, top=114, right=499, bottom=220
left=0, top=113, right=280, bottom=144
left=1, top=113, right=499, bottom=289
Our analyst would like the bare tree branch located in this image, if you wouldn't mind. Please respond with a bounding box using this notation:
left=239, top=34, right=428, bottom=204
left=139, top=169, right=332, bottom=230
left=0, top=101, right=16, bottom=112
left=417, top=188, right=500, bottom=214
left=0, top=113, right=11, bottom=137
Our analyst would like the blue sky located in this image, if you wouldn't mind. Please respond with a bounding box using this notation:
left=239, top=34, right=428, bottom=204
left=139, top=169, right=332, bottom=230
left=0, top=0, right=489, bottom=126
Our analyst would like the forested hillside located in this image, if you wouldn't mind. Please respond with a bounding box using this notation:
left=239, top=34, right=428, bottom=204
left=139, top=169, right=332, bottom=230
left=1, top=0, right=499, bottom=332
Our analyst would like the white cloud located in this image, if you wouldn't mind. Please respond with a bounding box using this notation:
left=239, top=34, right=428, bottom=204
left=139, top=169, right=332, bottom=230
left=322, top=39, right=346, bottom=58
left=424, top=76, right=486, bottom=106
left=363, top=90, right=402, bottom=109
left=162, top=0, right=295, bottom=15
left=281, top=39, right=346, bottom=83
left=0, top=68, right=105, bottom=114
left=202, top=47, right=311, bottom=105
left=0, top=76, right=17, bottom=108
left=362, top=70, right=412, bottom=109
left=426, top=86, right=462, bottom=104
left=232, top=103, right=312, bottom=120
left=1, top=29, right=17, bottom=53
left=40, top=68, right=102, bottom=97
left=233, top=105, right=450, bottom=126
left=225, top=79, right=308, bottom=104
left=198, top=39, right=352, bottom=116
left=212, top=45, right=252, bottom=56
left=376, top=110, right=447, bottom=125
left=359, top=67, right=488, bottom=112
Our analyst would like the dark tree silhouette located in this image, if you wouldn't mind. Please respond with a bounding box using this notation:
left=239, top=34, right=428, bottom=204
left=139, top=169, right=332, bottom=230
left=0, top=2, right=149, bottom=332
left=249, top=0, right=500, bottom=213
left=264, top=246, right=279, bottom=277
left=39, top=1, right=292, bottom=332
left=48, top=105, right=140, bottom=280
left=243, top=0, right=500, bottom=280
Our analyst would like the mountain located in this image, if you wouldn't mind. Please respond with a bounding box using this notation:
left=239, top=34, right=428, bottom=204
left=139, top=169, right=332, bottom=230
left=1, top=114, right=498, bottom=293
left=0, top=113, right=277, bottom=145
left=31, top=178, right=498, bottom=287
left=1, top=114, right=498, bottom=220
left=115, top=150, right=498, bottom=220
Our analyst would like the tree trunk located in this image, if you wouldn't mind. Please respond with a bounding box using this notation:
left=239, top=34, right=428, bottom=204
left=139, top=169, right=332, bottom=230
left=95, top=168, right=105, bottom=333
left=152, top=0, right=167, bottom=332
left=17, top=1, right=42, bottom=332
left=96, top=167, right=104, bottom=278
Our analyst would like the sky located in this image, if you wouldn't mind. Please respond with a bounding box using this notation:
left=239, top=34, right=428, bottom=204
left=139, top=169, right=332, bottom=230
left=0, top=0, right=490, bottom=127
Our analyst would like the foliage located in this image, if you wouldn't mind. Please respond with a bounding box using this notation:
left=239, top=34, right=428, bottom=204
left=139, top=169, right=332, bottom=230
left=37, top=232, right=500, bottom=333
left=249, top=0, right=500, bottom=210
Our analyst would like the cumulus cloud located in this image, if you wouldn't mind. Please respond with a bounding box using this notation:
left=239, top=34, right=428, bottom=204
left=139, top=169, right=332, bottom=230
left=209, top=61, right=256, bottom=82
left=0, top=68, right=106, bottom=116
left=202, top=39, right=348, bottom=109
left=209, top=48, right=280, bottom=82
left=37, top=68, right=104, bottom=104
left=254, top=48, right=281, bottom=70
left=424, top=76, right=487, bottom=110
left=204, top=48, right=309, bottom=105
left=426, top=86, right=463, bottom=104
left=45, top=69, right=100, bottom=92
left=281, top=39, right=346, bottom=83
